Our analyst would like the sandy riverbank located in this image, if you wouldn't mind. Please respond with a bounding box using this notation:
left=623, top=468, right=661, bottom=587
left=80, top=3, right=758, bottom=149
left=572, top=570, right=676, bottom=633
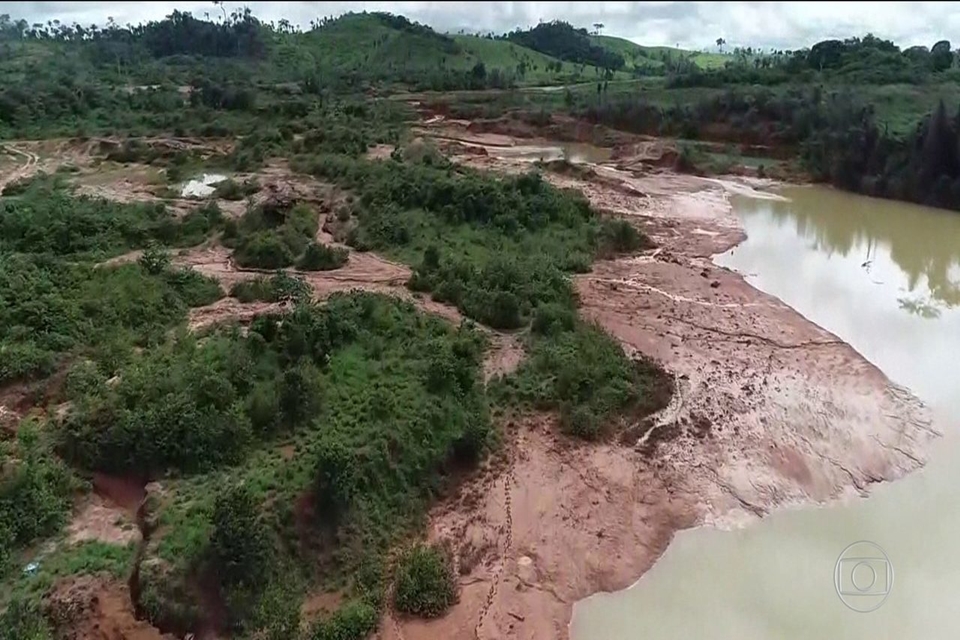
left=376, top=123, right=939, bottom=640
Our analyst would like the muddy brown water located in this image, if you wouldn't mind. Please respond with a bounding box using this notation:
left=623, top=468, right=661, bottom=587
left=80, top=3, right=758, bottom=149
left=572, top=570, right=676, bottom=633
left=572, top=185, right=960, bottom=639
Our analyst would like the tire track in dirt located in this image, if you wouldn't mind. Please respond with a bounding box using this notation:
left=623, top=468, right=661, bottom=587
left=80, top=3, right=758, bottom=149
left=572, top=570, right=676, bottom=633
left=474, top=433, right=516, bottom=639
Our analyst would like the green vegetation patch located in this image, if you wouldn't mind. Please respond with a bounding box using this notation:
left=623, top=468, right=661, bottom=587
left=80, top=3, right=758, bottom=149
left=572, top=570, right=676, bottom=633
left=77, top=293, right=492, bottom=633
left=494, top=319, right=673, bottom=440
left=0, top=422, right=79, bottom=576
left=295, top=153, right=645, bottom=330
left=0, top=176, right=223, bottom=259
left=297, top=242, right=349, bottom=271
left=226, top=201, right=319, bottom=269
left=392, top=544, right=457, bottom=618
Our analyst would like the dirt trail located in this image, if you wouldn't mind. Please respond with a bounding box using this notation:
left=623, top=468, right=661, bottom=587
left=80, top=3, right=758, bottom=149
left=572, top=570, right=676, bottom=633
left=0, top=143, right=39, bottom=190
left=375, top=118, right=940, bottom=640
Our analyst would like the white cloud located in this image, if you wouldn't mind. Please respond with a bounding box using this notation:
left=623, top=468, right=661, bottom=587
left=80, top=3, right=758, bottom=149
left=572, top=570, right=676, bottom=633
left=2, top=1, right=960, bottom=51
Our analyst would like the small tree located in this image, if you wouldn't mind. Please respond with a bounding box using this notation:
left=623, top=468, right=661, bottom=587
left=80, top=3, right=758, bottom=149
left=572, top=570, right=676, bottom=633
left=716, top=37, right=726, bottom=53
left=393, top=544, right=457, bottom=618
left=138, top=243, right=171, bottom=275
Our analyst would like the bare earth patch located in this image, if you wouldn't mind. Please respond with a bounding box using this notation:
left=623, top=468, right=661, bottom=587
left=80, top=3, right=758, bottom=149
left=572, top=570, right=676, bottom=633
left=45, top=574, right=172, bottom=640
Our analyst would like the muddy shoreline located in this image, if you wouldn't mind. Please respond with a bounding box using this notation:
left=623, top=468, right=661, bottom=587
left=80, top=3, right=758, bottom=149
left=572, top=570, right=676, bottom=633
left=377, top=124, right=939, bottom=640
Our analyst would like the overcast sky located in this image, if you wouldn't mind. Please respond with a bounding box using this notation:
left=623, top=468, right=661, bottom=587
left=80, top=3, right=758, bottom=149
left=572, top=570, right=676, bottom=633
left=3, top=2, right=960, bottom=51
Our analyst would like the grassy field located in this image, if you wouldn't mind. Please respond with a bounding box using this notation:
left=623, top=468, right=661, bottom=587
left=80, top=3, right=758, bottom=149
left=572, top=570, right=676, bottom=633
left=590, top=35, right=730, bottom=70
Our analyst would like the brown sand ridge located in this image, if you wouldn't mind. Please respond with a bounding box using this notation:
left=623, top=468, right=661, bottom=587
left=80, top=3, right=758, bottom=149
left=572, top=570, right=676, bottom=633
left=372, top=121, right=940, bottom=640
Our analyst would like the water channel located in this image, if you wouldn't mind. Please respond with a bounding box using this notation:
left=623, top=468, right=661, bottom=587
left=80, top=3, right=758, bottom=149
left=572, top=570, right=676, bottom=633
left=572, top=185, right=960, bottom=639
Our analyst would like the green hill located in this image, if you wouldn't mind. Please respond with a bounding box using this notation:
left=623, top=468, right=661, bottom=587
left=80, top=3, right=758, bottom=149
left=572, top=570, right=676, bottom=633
left=291, top=13, right=622, bottom=89
left=590, top=34, right=729, bottom=71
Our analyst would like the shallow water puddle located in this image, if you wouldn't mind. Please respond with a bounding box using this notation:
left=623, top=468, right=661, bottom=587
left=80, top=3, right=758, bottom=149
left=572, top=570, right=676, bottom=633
left=180, top=173, right=227, bottom=198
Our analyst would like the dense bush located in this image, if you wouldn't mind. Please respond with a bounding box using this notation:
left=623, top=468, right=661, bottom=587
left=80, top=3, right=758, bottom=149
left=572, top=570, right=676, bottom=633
left=0, top=177, right=220, bottom=257
left=0, top=254, right=217, bottom=384
left=307, top=600, right=378, bottom=640
left=231, top=202, right=319, bottom=269
left=393, top=544, right=457, bottom=618
left=0, top=423, right=77, bottom=572
left=300, top=155, right=625, bottom=329
left=56, top=332, right=259, bottom=474
left=297, top=242, right=349, bottom=271
left=495, top=323, right=672, bottom=440
left=230, top=272, right=311, bottom=303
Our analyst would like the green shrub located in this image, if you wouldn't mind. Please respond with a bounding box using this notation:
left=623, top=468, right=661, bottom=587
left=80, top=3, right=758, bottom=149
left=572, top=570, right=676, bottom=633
left=308, top=600, right=378, bottom=640
left=560, top=404, right=601, bottom=439
left=494, top=323, right=671, bottom=440
left=297, top=242, right=349, bottom=271
left=0, top=598, right=52, bottom=640
left=163, top=268, right=224, bottom=307
left=234, top=231, right=295, bottom=269
left=230, top=273, right=309, bottom=303
left=214, top=178, right=245, bottom=201
left=531, top=303, right=577, bottom=336
left=393, top=544, right=457, bottom=618
left=0, top=422, right=77, bottom=555
left=231, top=277, right=277, bottom=302
left=600, top=219, right=649, bottom=254
left=138, top=244, right=172, bottom=275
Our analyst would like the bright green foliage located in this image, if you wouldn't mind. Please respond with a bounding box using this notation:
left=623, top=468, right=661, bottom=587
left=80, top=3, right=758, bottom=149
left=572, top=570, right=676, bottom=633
left=297, top=242, right=349, bottom=271
left=230, top=202, right=319, bottom=269
left=307, top=600, right=378, bottom=640
left=0, top=254, right=221, bottom=384
left=0, top=422, right=77, bottom=573
left=122, top=294, right=490, bottom=630
left=0, top=179, right=224, bottom=384
left=0, top=599, right=52, bottom=640
left=0, top=177, right=220, bottom=258
left=393, top=544, right=457, bottom=618
left=297, top=154, right=630, bottom=329
left=56, top=331, right=259, bottom=474
left=229, top=272, right=311, bottom=303
left=494, top=323, right=672, bottom=440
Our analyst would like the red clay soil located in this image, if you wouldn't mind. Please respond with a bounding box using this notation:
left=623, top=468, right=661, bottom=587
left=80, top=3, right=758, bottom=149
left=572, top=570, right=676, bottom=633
left=45, top=575, right=172, bottom=640
left=92, top=473, right=147, bottom=518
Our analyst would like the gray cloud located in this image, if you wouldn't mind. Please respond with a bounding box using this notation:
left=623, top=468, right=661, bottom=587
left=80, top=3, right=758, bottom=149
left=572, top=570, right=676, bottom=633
left=3, top=1, right=960, bottom=51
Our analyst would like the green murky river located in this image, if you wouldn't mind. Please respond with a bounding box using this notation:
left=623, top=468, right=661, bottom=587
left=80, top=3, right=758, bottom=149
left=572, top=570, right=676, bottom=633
left=572, top=185, right=960, bottom=639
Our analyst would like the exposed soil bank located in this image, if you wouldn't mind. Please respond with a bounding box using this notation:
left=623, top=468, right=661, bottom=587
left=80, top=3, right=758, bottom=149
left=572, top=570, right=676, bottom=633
left=374, top=122, right=938, bottom=639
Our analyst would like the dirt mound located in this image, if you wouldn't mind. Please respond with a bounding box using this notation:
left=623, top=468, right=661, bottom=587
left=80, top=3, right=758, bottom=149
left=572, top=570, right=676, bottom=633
left=45, top=575, right=172, bottom=640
